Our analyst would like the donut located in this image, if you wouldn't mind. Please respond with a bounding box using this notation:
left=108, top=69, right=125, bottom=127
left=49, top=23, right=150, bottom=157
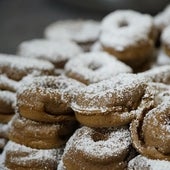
left=130, top=83, right=170, bottom=160
left=154, top=49, right=170, bottom=66
left=0, top=53, right=54, bottom=81
left=0, top=141, right=62, bottom=170
left=161, top=26, right=170, bottom=57
left=0, top=75, right=19, bottom=92
left=8, top=114, right=78, bottom=149
left=128, top=155, right=170, bottom=170
left=71, top=73, right=149, bottom=127
left=100, top=10, right=155, bottom=69
left=0, top=91, right=16, bottom=123
left=17, top=39, right=82, bottom=68
left=44, top=20, right=100, bottom=51
left=17, top=75, right=85, bottom=123
left=0, top=123, right=10, bottom=139
left=65, top=52, right=132, bottom=85
left=0, top=138, right=7, bottom=151
left=154, top=4, right=170, bottom=33
left=139, top=65, right=170, bottom=84
left=61, top=126, right=132, bottom=170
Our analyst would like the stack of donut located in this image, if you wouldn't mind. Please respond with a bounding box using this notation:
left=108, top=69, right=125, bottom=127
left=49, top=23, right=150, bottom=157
left=0, top=75, right=85, bottom=169
left=0, top=53, right=54, bottom=153
left=0, top=4, right=170, bottom=169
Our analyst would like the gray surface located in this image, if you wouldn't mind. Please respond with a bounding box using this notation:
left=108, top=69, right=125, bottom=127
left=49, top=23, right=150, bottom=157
left=0, top=0, right=103, bottom=54
left=0, top=0, right=169, bottom=54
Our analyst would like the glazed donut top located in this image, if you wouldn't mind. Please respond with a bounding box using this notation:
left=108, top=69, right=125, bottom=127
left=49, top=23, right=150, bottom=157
left=63, top=126, right=131, bottom=160
left=71, top=73, right=147, bottom=114
left=154, top=4, right=170, bottom=32
left=161, top=25, right=170, bottom=45
left=18, top=75, right=85, bottom=113
left=100, top=10, right=153, bottom=51
left=18, top=39, right=83, bottom=67
left=0, top=54, right=54, bottom=81
left=65, top=52, right=132, bottom=84
left=44, top=20, right=100, bottom=43
left=155, top=49, right=170, bottom=66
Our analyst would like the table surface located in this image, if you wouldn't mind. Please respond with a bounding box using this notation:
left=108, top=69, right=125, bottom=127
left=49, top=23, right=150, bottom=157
left=0, top=0, right=169, bottom=54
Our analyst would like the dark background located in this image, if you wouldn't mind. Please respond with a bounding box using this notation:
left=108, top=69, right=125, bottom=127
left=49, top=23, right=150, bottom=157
left=0, top=0, right=169, bottom=54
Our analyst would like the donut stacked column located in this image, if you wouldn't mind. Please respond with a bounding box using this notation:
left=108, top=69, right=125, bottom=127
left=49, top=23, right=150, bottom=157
left=59, top=73, right=152, bottom=170
left=0, top=54, right=54, bottom=153
left=0, top=75, right=84, bottom=169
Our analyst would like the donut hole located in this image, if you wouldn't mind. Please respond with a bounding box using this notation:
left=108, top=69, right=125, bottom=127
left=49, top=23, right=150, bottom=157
left=91, top=130, right=109, bottom=142
left=88, top=63, right=101, bottom=71
left=118, top=20, right=129, bottom=28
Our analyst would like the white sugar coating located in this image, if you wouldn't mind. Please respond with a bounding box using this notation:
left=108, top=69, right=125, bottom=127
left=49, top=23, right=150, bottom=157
left=155, top=49, right=170, bottom=66
left=63, top=126, right=131, bottom=160
left=71, top=73, right=146, bottom=113
left=154, top=4, right=170, bottom=31
left=0, top=53, right=54, bottom=71
left=0, top=123, right=10, bottom=138
left=90, top=41, right=102, bottom=52
left=0, top=75, right=20, bottom=92
left=44, top=20, right=100, bottom=43
left=18, top=39, right=83, bottom=64
left=138, top=65, right=170, bottom=84
left=17, top=75, right=85, bottom=107
left=100, top=10, right=153, bottom=51
left=65, top=52, right=132, bottom=84
left=161, top=25, right=170, bottom=45
left=128, top=155, right=170, bottom=170
left=58, top=160, right=66, bottom=170
left=0, top=90, right=16, bottom=107
left=4, top=140, right=61, bottom=162
left=0, top=138, right=7, bottom=149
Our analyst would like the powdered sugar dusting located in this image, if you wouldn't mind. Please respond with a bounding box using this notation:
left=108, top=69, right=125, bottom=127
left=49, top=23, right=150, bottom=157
left=0, top=90, right=16, bottom=108
left=0, top=53, right=54, bottom=71
left=0, top=141, right=62, bottom=169
left=71, top=73, right=146, bottom=113
left=0, top=75, right=20, bottom=92
left=155, top=49, right=170, bottom=66
left=100, top=10, right=153, bottom=51
left=44, top=20, right=100, bottom=43
left=154, top=4, right=170, bottom=31
left=161, top=25, right=170, bottom=45
left=18, top=39, right=82, bottom=64
left=63, top=126, right=131, bottom=159
left=128, top=155, right=170, bottom=170
left=65, top=52, right=132, bottom=84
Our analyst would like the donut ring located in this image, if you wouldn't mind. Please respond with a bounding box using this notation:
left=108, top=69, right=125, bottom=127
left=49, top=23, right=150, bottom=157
left=44, top=20, right=100, bottom=51
left=0, top=91, right=16, bottom=123
left=161, top=26, right=170, bottom=57
left=130, top=83, right=170, bottom=161
left=0, top=75, right=19, bottom=92
left=128, top=155, right=170, bottom=170
left=0, top=54, right=54, bottom=81
left=61, top=126, right=131, bottom=170
left=139, top=65, right=170, bottom=84
left=1, top=141, right=61, bottom=170
left=71, top=73, right=148, bottom=127
left=8, top=114, right=77, bottom=149
left=100, top=10, right=154, bottom=68
left=17, top=75, right=85, bottom=123
left=17, top=39, right=82, bottom=68
left=65, top=52, right=132, bottom=85
left=9, top=114, right=78, bottom=149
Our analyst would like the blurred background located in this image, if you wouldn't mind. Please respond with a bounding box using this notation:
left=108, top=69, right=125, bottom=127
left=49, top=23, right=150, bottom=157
left=0, top=0, right=169, bottom=54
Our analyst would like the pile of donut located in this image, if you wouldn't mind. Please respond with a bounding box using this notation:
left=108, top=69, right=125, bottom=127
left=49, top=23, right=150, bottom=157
left=0, top=4, right=170, bottom=170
